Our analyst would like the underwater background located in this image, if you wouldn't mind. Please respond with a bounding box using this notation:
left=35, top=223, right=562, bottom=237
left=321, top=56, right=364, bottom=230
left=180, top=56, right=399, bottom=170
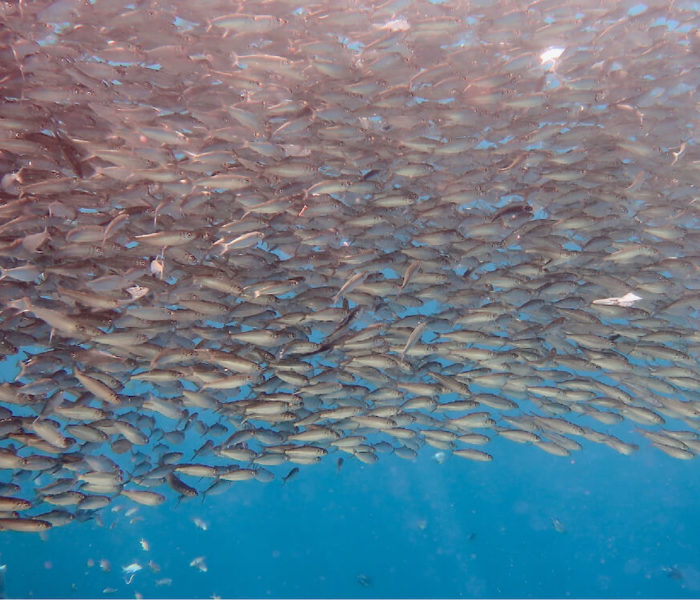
left=1, top=0, right=699, bottom=598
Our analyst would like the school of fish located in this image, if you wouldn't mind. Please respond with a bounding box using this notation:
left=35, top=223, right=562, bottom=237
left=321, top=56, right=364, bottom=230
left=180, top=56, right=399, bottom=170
left=0, top=0, right=698, bottom=533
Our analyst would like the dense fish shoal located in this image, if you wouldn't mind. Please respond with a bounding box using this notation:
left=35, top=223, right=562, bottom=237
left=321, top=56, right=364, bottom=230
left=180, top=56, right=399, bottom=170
left=0, top=0, right=698, bottom=531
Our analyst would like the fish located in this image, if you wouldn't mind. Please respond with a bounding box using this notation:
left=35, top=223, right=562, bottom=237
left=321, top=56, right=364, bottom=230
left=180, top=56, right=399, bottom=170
left=122, top=563, right=143, bottom=575
left=0, top=518, right=52, bottom=533
left=122, top=562, right=142, bottom=585
left=189, top=556, right=208, bottom=573
left=282, top=467, right=300, bottom=484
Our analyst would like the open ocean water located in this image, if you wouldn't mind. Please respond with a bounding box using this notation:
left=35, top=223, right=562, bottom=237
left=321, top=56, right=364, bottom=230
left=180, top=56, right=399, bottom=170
left=0, top=0, right=699, bottom=598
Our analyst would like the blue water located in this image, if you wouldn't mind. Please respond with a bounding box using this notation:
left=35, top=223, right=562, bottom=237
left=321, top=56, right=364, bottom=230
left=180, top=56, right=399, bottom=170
left=1, top=339, right=698, bottom=600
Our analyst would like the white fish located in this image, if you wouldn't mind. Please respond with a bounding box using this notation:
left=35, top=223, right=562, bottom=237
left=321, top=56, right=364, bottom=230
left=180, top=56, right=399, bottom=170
left=592, top=292, right=642, bottom=307
left=190, top=556, right=208, bottom=572
left=122, top=563, right=142, bottom=575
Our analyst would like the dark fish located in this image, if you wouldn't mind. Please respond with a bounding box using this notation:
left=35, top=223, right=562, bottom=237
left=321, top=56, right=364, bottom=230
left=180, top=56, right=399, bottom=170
left=282, top=467, right=300, bottom=484
left=167, top=473, right=198, bottom=498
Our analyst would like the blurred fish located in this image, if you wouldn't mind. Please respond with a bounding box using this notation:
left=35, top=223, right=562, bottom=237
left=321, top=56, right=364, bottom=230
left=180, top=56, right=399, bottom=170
left=282, top=467, right=300, bottom=484
left=122, top=562, right=142, bottom=585
left=190, top=556, right=208, bottom=573
left=552, top=518, right=567, bottom=533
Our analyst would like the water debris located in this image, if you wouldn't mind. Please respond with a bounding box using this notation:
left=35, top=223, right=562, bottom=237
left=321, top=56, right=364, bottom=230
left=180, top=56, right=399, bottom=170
left=432, top=451, right=448, bottom=464
left=662, top=566, right=684, bottom=582
left=0, top=0, right=698, bottom=534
